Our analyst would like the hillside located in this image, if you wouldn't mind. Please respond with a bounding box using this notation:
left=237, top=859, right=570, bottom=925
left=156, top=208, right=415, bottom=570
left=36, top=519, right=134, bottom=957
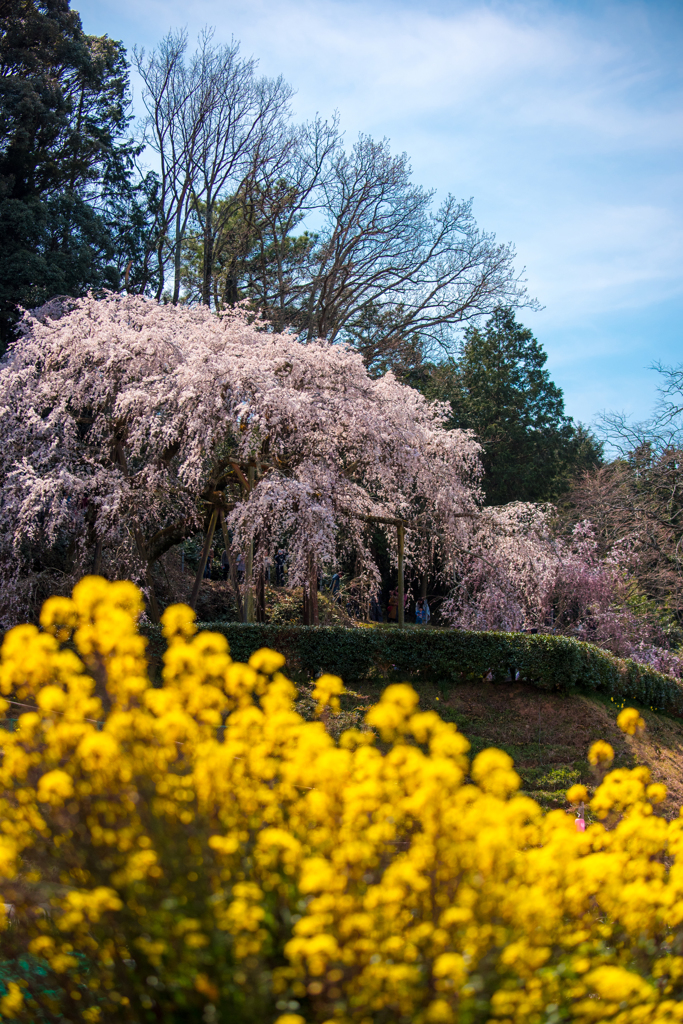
left=143, top=563, right=683, bottom=818
left=338, top=678, right=683, bottom=820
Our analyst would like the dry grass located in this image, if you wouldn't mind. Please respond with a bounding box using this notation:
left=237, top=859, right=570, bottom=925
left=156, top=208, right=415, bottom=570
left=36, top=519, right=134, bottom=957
left=335, top=679, right=683, bottom=820
left=150, top=557, right=683, bottom=818
left=436, top=682, right=683, bottom=818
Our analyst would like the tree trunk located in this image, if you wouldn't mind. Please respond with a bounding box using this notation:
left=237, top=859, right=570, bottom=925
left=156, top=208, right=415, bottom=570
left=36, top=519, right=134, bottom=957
left=172, top=205, right=183, bottom=304
left=202, top=199, right=214, bottom=306
left=256, top=560, right=266, bottom=623
left=155, top=235, right=165, bottom=302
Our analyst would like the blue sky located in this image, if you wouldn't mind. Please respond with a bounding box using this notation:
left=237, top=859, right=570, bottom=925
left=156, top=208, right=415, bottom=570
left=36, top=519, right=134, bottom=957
left=76, top=0, right=683, bottom=429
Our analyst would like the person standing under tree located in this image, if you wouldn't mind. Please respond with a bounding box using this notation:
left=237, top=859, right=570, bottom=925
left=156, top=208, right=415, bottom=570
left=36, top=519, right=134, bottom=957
left=370, top=591, right=382, bottom=622
left=415, top=597, right=431, bottom=624
left=275, top=549, right=286, bottom=586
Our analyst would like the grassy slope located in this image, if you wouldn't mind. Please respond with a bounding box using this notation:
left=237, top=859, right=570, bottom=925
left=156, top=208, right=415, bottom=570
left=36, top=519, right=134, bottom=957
left=344, top=679, right=683, bottom=820
left=155, top=565, right=683, bottom=816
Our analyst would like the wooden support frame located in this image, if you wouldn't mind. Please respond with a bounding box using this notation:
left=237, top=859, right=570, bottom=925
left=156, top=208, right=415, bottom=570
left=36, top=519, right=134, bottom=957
left=244, top=464, right=255, bottom=622
left=397, top=521, right=405, bottom=629
left=229, top=461, right=250, bottom=491
left=114, top=441, right=161, bottom=623
left=309, top=550, right=319, bottom=626
left=344, top=507, right=477, bottom=629
left=189, top=505, right=219, bottom=610
left=219, top=509, right=243, bottom=622
left=93, top=539, right=103, bottom=575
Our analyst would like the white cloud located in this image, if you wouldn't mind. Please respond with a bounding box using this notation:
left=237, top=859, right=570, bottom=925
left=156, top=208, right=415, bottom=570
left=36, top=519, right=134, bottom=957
left=76, top=0, right=683, bottom=420
left=523, top=202, right=683, bottom=314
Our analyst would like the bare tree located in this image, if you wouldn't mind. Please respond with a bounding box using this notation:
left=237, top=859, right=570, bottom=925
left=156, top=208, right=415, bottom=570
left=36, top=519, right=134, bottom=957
left=301, top=136, right=534, bottom=349
left=240, top=115, right=342, bottom=322
left=139, top=30, right=535, bottom=352
left=178, top=114, right=342, bottom=313
left=601, top=361, right=683, bottom=457
left=190, top=52, right=294, bottom=306
left=133, top=29, right=293, bottom=304
left=134, top=30, right=203, bottom=301
left=566, top=364, right=683, bottom=627
left=187, top=132, right=537, bottom=355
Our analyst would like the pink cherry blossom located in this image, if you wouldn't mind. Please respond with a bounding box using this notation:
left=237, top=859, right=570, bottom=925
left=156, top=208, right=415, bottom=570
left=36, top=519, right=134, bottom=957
left=0, top=293, right=493, bottom=622
left=1, top=292, right=672, bottom=669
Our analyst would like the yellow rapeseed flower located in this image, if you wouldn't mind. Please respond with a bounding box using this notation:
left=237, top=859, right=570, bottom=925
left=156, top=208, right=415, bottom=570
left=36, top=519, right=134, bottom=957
left=617, top=706, right=645, bottom=735
left=0, top=577, right=681, bottom=1024
left=0, top=981, right=24, bottom=1017
left=566, top=784, right=589, bottom=804
left=588, top=739, right=614, bottom=766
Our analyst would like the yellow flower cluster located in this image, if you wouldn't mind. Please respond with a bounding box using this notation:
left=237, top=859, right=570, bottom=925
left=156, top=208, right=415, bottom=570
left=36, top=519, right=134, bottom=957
left=587, top=738, right=614, bottom=766
left=617, top=706, right=646, bottom=736
left=0, top=577, right=680, bottom=1023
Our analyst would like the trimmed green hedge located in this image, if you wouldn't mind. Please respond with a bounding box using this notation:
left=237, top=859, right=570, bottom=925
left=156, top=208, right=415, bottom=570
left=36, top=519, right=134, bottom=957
left=143, top=622, right=683, bottom=718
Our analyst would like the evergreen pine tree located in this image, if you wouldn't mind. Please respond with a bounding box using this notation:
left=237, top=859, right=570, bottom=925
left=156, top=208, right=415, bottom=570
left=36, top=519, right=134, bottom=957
left=0, top=0, right=156, bottom=348
left=404, top=308, right=602, bottom=504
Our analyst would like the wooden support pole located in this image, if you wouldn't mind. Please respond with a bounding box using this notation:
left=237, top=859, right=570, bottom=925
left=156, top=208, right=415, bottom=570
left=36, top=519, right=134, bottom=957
left=93, top=539, right=103, bottom=575
left=133, top=526, right=161, bottom=624
left=142, top=556, right=161, bottom=623
left=219, top=509, right=243, bottom=622
left=397, top=521, right=405, bottom=628
left=309, top=550, right=319, bottom=626
left=256, top=559, right=266, bottom=622
left=114, top=441, right=161, bottom=623
left=245, top=464, right=255, bottom=622
left=189, top=505, right=219, bottom=610
left=229, top=461, right=249, bottom=491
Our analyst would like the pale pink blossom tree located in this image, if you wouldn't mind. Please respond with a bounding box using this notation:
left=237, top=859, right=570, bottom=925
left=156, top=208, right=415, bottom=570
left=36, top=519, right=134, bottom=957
left=0, top=293, right=496, bottom=624
left=0, top=292, right=674, bottom=663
